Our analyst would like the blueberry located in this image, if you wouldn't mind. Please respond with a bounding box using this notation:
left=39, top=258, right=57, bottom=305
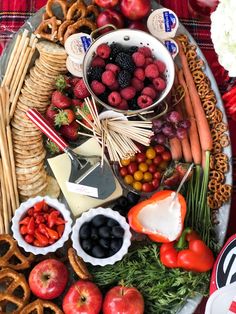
left=110, top=239, right=123, bottom=253
left=99, top=238, right=110, bottom=249
left=117, top=196, right=129, bottom=209
left=91, top=215, right=107, bottom=227
left=79, top=222, right=91, bottom=239
left=107, top=218, right=119, bottom=228
left=112, top=204, right=123, bottom=212
left=127, top=191, right=140, bottom=205
left=98, top=226, right=111, bottom=238
left=111, top=226, right=124, bottom=238
left=81, top=239, right=92, bottom=252
left=91, top=227, right=99, bottom=241
left=91, top=245, right=106, bottom=258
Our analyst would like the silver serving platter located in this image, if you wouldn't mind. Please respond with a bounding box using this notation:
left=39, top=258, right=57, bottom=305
left=0, top=3, right=232, bottom=313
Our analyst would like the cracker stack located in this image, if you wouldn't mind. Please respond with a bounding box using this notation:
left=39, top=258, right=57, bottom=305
left=11, top=41, right=67, bottom=201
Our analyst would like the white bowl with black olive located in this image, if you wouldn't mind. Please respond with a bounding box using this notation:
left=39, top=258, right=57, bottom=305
left=71, top=207, right=132, bottom=266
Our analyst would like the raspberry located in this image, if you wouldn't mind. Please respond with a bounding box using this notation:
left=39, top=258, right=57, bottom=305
left=131, top=77, right=144, bottom=92
left=96, top=43, right=111, bottom=59
left=120, top=86, right=136, bottom=100
left=117, top=98, right=128, bottom=110
left=145, top=57, right=154, bottom=67
left=91, top=56, right=105, bottom=68
left=132, top=52, right=145, bottom=67
left=102, top=70, right=116, bottom=86
left=141, top=86, right=157, bottom=99
left=105, top=63, right=120, bottom=75
left=153, top=77, right=166, bottom=91
left=108, top=91, right=122, bottom=107
left=91, top=80, right=106, bottom=95
left=137, top=95, right=153, bottom=108
left=138, top=46, right=152, bottom=57
left=154, top=60, right=166, bottom=73
left=145, top=64, right=159, bottom=79
left=134, top=68, right=145, bottom=81
left=109, top=80, right=119, bottom=91
left=73, top=79, right=90, bottom=98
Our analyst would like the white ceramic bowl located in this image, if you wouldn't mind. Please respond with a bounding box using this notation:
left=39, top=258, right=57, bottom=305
left=71, top=207, right=132, bottom=266
left=11, top=196, right=73, bottom=255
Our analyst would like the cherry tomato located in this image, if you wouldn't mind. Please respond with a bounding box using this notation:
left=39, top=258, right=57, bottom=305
left=146, top=158, right=152, bottom=165
left=158, top=160, right=169, bottom=170
left=119, top=166, right=128, bottom=177
left=124, top=175, right=134, bottom=185
left=134, top=170, right=144, bottom=181
left=146, top=148, right=156, bottom=160
left=133, top=181, right=142, bottom=191
left=154, top=144, right=165, bottom=154
left=153, top=155, right=163, bottom=165
left=138, top=162, right=148, bottom=172
left=24, top=234, right=34, bottom=244
left=142, top=183, right=153, bottom=193
left=161, top=150, right=172, bottom=161
left=127, top=162, right=138, bottom=175
left=121, top=158, right=131, bottom=166
left=136, top=153, right=146, bottom=163
left=152, top=178, right=160, bottom=189
left=153, top=171, right=162, bottom=180
left=148, top=164, right=157, bottom=174
left=143, top=172, right=153, bottom=182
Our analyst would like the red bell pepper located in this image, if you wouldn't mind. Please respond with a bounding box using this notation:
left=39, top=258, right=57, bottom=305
left=128, top=190, right=187, bottom=243
left=160, top=228, right=214, bottom=272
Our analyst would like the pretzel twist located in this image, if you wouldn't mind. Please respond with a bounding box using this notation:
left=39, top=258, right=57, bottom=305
left=66, top=0, right=87, bottom=20
left=35, top=16, right=61, bottom=42
left=68, top=248, right=92, bottom=280
left=64, top=18, right=96, bottom=43
left=46, top=0, right=68, bottom=19
left=20, top=299, right=63, bottom=314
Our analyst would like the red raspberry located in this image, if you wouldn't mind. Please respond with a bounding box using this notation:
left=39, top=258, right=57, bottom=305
left=145, top=57, right=154, bottom=67
left=105, top=63, right=120, bottom=75
left=137, top=95, right=153, bottom=108
left=145, top=64, right=159, bottom=79
left=154, top=60, right=166, bottom=73
left=131, top=77, right=144, bottom=92
left=91, top=56, right=106, bottom=68
left=96, top=43, right=111, bottom=59
left=102, top=70, right=116, bottom=86
left=108, top=92, right=122, bottom=107
left=132, top=52, right=145, bottom=67
left=153, top=77, right=166, bottom=91
left=109, top=80, right=119, bottom=91
left=91, top=80, right=106, bottom=95
left=73, top=79, right=90, bottom=98
left=138, top=46, right=152, bottom=57
left=118, top=98, right=128, bottom=110
left=134, top=68, right=145, bottom=81
left=141, top=86, right=157, bottom=99
left=120, top=86, right=136, bottom=100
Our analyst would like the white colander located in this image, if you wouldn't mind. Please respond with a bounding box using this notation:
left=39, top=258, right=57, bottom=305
left=83, top=28, right=175, bottom=118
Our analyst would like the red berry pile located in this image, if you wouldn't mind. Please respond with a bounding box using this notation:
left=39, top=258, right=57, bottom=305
left=88, top=43, right=167, bottom=110
left=19, top=200, right=66, bottom=247
left=118, top=144, right=172, bottom=193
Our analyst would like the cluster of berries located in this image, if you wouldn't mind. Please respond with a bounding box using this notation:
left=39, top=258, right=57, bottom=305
left=88, top=43, right=167, bottom=110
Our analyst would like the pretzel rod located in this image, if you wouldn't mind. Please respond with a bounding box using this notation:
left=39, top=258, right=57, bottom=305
left=0, top=159, right=9, bottom=233
left=10, top=36, right=30, bottom=96
left=29, top=33, right=37, bottom=46
left=4, top=29, right=29, bottom=87
left=6, top=126, right=19, bottom=209
left=10, top=39, right=37, bottom=118
left=0, top=168, right=5, bottom=234
left=1, top=34, right=22, bottom=87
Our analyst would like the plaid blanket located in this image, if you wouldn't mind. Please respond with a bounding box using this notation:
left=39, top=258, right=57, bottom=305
left=0, top=1, right=235, bottom=312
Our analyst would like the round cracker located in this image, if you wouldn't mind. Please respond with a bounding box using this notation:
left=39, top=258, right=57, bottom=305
left=19, top=180, right=48, bottom=196
left=15, top=150, right=46, bottom=165
left=36, top=41, right=67, bottom=56
left=39, top=176, right=60, bottom=198
left=16, top=163, right=43, bottom=174
left=13, top=140, right=44, bottom=151
left=11, top=122, right=41, bottom=135
left=16, top=166, right=45, bottom=181
left=21, top=88, right=50, bottom=101
left=18, top=173, right=47, bottom=191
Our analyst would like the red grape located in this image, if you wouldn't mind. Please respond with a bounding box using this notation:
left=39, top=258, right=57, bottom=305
left=178, top=120, right=191, bottom=129
left=154, top=134, right=166, bottom=144
left=176, top=127, right=187, bottom=140
left=167, top=111, right=181, bottom=124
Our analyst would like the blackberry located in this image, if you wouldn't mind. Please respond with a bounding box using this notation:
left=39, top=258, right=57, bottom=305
left=115, top=52, right=135, bottom=72
left=117, top=70, right=131, bottom=88
left=99, top=90, right=109, bottom=103
left=87, top=66, right=103, bottom=82
left=128, top=97, right=139, bottom=110
left=125, top=45, right=138, bottom=55
left=109, top=43, right=124, bottom=61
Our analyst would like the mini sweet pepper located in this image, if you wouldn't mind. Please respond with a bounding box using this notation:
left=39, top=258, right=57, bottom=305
left=160, top=228, right=215, bottom=272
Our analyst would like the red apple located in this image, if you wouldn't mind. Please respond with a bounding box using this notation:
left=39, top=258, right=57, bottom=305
left=128, top=21, right=148, bottom=32
left=120, top=0, right=151, bottom=20
left=103, top=286, right=144, bottom=314
left=97, top=9, right=125, bottom=31
left=29, top=259, right=68, bottom=300
left=63, top=280, right=102, bottom=314
left=94, top=0, right=119, bottom=9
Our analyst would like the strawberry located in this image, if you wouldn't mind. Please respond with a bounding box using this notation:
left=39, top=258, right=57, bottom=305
left=163, top=168, right=180, bottom=187
left=69, top=76, right=81, bottom=87
left=73, top=79, right=90, bottom=99
left=55, top=75, right=71, bottom=92
left=175, top=162, right=193, bottom=181
left=76, top=102, right=93, bottom=128
left=54, top=109, right=75, bottom=127
left=71, top=98, right=83, bottom=107
left=60, top=121, right=79, bottom=141
left=51, top=90, right=72, bottom=109
left=45, top=105, right=58, bottom=121
left=46, top=140, right=60, bottom=154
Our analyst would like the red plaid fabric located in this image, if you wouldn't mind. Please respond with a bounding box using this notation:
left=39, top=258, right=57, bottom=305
left=0, top=1, right=235, bottom=313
